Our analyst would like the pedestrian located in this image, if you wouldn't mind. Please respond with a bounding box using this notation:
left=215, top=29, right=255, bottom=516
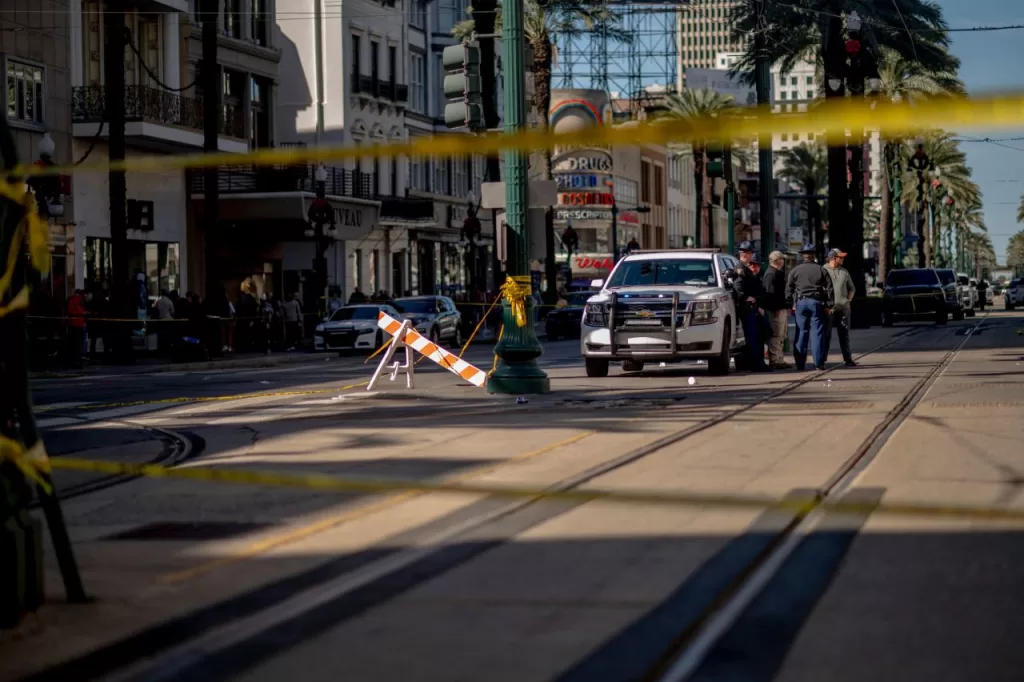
left=824, top=248, right=857, bottom=367
left=156, top=289, right=175, bottom=353
left=976, top=278, right=988, bottom=311
left=260, top=294, right=275, bottom=355
left=786, top=244, right=835, bottom=371
left=282, top=292, right=303, bottom=350
left=762, top=250, right=790, bottom=369
left=66, top=289, right=86, bottom=367
left=733, top=241, right=769, bottom=372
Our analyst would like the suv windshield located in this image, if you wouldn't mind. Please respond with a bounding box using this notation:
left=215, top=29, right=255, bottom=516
left=606, top=259, right=717, bottom=288
left=936, top=270, right=956, bottom=285
left=330, top=307, right=378, bottom=321
left=887, top=269, right=939, bottom=287
left=395, top=299, right=436, bottom=314
left=566, top=292, right=593, bottom=306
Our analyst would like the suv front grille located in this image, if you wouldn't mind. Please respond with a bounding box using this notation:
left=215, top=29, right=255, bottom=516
left=613, top=297, right=689, bottom=328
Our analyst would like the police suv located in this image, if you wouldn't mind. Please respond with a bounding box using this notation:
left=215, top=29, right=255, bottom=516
left=580, top=249, right=746, bottom=377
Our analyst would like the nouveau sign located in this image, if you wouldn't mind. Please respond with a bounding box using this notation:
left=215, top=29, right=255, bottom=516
left=333, top=207, right=362, bottom=227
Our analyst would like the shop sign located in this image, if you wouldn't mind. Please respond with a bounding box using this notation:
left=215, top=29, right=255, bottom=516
left=552, top=155, right=613, bottom=173
left=555, top=175, right=601, bottom=189
left=554, top=208, right=612, bottom=221
left=333, top=207, right=363, bottom=227
left=575, top=256, right=614, bottom=270
left=558, top=191, right=614, bottom=206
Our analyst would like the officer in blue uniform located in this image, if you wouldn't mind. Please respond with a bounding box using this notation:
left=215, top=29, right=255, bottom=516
left=733, top=241, right=769, bottom=372
left=786, top=244, right=834, bottom=371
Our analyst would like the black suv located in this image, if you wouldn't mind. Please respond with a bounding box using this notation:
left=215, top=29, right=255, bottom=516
left=882, top=268, right=960, bottom=326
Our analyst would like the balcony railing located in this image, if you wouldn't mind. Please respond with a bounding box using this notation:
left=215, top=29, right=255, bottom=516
left=71, top=85, right=246, bottom=139
left=350, top=76, right=408, bottom=103
left=380, top=197, right=434, bottom=221
left=188, top=165, right=376, bottom=199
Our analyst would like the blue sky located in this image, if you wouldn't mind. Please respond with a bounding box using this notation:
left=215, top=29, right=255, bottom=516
left=938, top=0, right=1024, bottom=262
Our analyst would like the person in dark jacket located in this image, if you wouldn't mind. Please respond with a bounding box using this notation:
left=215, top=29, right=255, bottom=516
left=786, top=244, right=835, bottom=371
left=762, top=250, right=790, bottom=369
left=733, top=240, right=769, bottom=372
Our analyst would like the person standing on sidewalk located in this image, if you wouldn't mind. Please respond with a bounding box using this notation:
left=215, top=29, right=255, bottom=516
left=824, top=248, right=857, bottom=367
left=733, top=241, right=769, bottom=372
left=786, top=244, right=834, bottom=371
left=282, top=292, right=303, bottom=351
left=762, top=250, right=790, bottom=369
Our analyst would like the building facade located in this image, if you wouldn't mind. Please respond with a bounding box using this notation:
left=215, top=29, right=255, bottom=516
left=677, top=0, right=748, bottom=73
left=3, top=0, right=74, bottom=316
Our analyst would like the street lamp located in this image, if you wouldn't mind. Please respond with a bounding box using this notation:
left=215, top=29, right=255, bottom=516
left=306, top=164, right=335, bottom=316
left=29, top=132, right=63, bottom=218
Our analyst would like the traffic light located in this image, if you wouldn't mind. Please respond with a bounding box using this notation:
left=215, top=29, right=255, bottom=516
left=442, top=41, right=484, bottom=131
left=705, top=141, right=725, bottom=178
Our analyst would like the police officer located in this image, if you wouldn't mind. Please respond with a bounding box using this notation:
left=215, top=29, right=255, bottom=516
left=733, top=241, right=769, bottom=372
left=786, top=244, right=835, bottom=371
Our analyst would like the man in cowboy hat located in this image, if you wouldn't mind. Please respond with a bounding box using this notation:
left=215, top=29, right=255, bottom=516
left=733, top=240, right=769, bottom=372
left=786, top=244, right=834, bottom=371
left=824, top=248, right=857, bottom=367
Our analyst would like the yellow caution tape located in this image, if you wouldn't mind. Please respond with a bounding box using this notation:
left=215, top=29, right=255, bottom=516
left=13, top=93, right=1024, bottom=178
left=0, top=437, right=52, bottom=493
left=501, top=276, right=530, bottom=328
left=45, top=456, right=1024, bottom=522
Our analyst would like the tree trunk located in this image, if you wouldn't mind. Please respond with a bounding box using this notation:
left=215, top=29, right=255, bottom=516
left=878, top=143, right=893, bottom=285
left=693, top=146, right=705, bottom=248
left=534, top=37, right=557, bottom=304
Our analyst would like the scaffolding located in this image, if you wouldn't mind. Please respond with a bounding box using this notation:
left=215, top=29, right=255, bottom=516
left=552, top=0, right=686, bottom=116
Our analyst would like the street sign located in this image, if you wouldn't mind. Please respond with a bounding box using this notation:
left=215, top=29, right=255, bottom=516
left=480, top=180, right=558, bottom=209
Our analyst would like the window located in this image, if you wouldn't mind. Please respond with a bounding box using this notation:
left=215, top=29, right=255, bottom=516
left=779, top=91, right=786, bottom=100
left=791, top=90, right=798, bottom=100
left=790, top=76, right=797, bottom=85
left=607, top=259, right=716, bottom=288
left=388, top=45, right=398, bottom=88
left=640, top=160, right=651, bottom=202
left=330, top=306, right=378, bottom=321
left=806, top=76, right=813, bottom=85
left=224, top=0, right=242, bottom=38
left=452, top=157, right=468, bottom=197
left=370, top=40, right=380, bottom=87
left=433, top=156, right=448, bottom=194
left=781, top=133, right=788, bottom=141
left=351, top=34, right=361, bottom=83
left=126, top=199, right=154, bottom=231
left=410, top=0, right=427, bottom=29
left=250, top=76, right=271, bottom=148
left=6, top=59, right=45, bottom=126
left=409, top=52, right=425, bottom=112
left=653, top=165, right=664, bottom=205
left=793, top=133, right=800, bottom=141
left=252, top=0, right=269, bottom=46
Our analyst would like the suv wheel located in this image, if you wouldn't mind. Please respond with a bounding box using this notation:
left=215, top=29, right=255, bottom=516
left=585, top=358, right=609, bottom=378
left=454, top=324, right=463, bottom=349
left=622, top=359, right=645, bottom=372
left=708, top=326, right=731, bottom=376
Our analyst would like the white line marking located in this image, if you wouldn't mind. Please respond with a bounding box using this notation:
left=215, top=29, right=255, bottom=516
left=36, top=417, right=81, bottom=429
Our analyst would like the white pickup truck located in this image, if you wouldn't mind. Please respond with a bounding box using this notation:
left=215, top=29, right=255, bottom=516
left=579, top=249, right=747, bottom=378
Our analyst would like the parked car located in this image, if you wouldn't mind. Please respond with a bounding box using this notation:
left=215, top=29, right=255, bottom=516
left=983, top=280, right=995, bottom=305
left=956, top=272, right=978, bottom=317
left=314, top=304, right=402, bottom=353
left=881, top=268, right=958, bottom=326
left=935, top=269, right=965, bottom=320
left=580, top=249, right=745, bottom=377
left=545, top=291, right=596, bottom=340
left=1006, top=279, right=1022, bottom=310
left=393, top=296, right=463, bottom=347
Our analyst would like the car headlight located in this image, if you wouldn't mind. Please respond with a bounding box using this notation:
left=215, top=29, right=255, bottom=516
left=583, top=303, right=607, bottom=326
left=315, top=324, right=325, bottom=333
left=690, top=299, right=718, bottom=324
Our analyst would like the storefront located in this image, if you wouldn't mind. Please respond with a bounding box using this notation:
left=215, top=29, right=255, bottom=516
left=410, top=200, right=493, bottom=298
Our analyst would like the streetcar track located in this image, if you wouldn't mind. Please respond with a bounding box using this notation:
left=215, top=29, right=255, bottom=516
left=650, top=316, right=986, bottom=682
left=21, top=325, right=942, bottom=682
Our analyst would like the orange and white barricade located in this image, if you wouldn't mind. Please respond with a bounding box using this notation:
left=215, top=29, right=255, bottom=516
left=368, top=312, right=488, bottom=391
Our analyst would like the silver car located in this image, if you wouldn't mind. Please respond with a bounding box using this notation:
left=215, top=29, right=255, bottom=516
left=393, top=296, right=463, bottom=347
left=314, top=304, right=402, bottom=353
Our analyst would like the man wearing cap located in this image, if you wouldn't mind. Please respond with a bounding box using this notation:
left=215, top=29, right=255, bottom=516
left=824, top=248, right=857, bottom=367
left=786, top=244, right=835, bottom=371
left=762, top=250, right=790, bottom=369
left=733, top=241, right=769, bottom=372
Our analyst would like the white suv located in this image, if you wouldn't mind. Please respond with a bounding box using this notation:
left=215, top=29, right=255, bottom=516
left=956, top=273, right=977, bottom=316
left=580, top=249, right=745, bottom=377
left=1006, top=279, right=1022, bottom=310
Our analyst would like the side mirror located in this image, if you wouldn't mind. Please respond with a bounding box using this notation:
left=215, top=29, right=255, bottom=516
left=590, top=279, right=605, bottom=289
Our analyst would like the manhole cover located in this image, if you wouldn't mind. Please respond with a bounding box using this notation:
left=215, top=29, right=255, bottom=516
left=555, top=397, right=686, bottom=409
left=103, top=522, right=274, bottom=542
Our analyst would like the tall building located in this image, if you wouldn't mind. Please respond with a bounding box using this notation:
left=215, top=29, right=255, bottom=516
left=676, top=0, right=749, bottom=74
left=3, top=0, right=74, bottom=318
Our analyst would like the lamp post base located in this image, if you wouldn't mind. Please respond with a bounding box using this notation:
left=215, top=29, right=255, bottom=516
left=487, top=297, right=551, bottom=395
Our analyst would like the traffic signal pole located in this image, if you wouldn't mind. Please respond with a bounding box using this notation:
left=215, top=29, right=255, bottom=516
left=487, top=0, right=550, bottom=394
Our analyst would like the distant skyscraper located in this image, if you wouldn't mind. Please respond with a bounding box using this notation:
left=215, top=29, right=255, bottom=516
left=676, top=0, right=749, bottom=74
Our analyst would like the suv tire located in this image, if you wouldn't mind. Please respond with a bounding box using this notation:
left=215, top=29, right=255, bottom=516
left=622, top=359, right=645, bottom=372
left=585, top=358, right=609, bottom=378
left=708, top=326, right=731, bottom=376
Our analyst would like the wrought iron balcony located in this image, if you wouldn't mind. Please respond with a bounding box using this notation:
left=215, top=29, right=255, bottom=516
left=188, top=165, right=376, bottom=199
left=71, top=85, right=245, bottom=138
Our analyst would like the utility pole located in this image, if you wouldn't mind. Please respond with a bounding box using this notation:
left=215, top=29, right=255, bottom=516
left=487, top=0, right=550, bottom=395
left=753, top=0, right=774, bottom=261
left=104, top=2, right=128, bottom=358
left=202, top=0, right=221, bottom=307
left=471, top=0, right=503, bottom=294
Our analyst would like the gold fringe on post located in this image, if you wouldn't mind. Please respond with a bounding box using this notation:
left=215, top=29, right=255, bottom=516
left=500, top=276, right=530, bottom=328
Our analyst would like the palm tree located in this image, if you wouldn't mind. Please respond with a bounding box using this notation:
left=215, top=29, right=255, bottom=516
left=1017, top=194, right=1024, bottom=223
left=654, top=88, right=750, bottom=248
left=454, top=1, right=627, bottom=300
left=778, top=141, right=828, bottom=259
left=874, top=46, right=964, bottom=281
left=899, top=131, right=978, bottom=267
left=729, top=0, right=957, bottom=285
